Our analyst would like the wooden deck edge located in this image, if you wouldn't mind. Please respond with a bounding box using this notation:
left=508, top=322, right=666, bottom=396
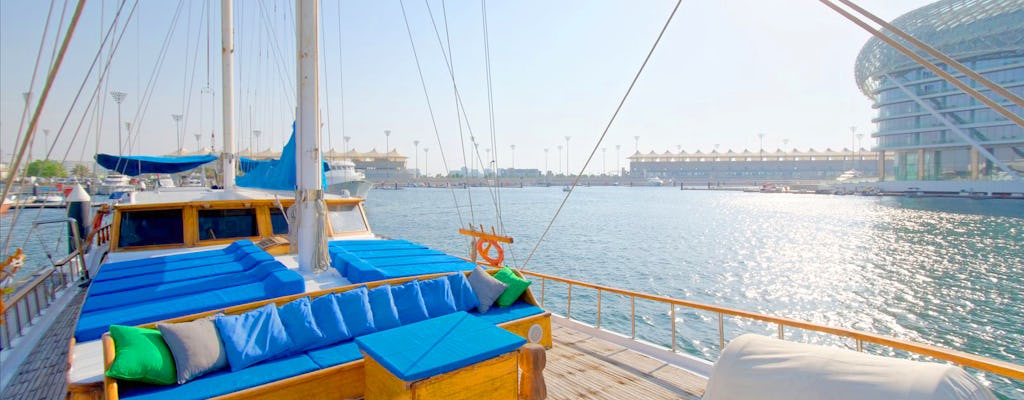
left=551, top=316, right=714, bottom=379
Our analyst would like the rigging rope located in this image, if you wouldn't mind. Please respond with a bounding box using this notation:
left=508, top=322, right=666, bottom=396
left=0, top=0, right=60, bottom=254
left=439, top=0, right=477, bottom=229
left=397, top=0, right=468, bottom=233
left=520, top=0, right=683, bottom=271
left=1, top=0, right=88, bottom=256
left=51, top=0, right=137, bottom=163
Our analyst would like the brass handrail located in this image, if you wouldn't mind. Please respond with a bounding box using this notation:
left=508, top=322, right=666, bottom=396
left=518, top=269, right=1024, bottom=381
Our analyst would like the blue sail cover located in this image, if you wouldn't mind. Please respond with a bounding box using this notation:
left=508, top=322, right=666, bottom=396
left=95, top=154, right=217, bottom=176
left=237, top=124, right=327, bottom=191
left=239, top=157, right=330, bottom=173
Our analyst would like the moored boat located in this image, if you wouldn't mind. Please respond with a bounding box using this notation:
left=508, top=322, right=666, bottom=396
left=1, top=0, right=1022, bottom=399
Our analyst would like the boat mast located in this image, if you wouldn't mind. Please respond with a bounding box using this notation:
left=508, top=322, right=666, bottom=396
left=296, top=0, right=327, bottom=272
left=221, top=0, right=236, bottom=189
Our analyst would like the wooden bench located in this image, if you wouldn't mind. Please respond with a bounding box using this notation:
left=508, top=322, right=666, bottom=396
left=98, top=269, right=551, bottom=400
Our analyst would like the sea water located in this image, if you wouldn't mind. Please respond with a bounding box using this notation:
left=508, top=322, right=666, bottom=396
left=3, top=188, right=1022, bottom=397
left=365, top=186, right=1023, bottom=398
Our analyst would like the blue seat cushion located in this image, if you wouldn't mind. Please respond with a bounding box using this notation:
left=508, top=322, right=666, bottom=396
left=305, top=340, right=363, bottom=369
left=471, top=302, right=545, bottom=326
left=335, top=287, right=374, bottom=337
left=89, top=253, right=275, bottom=295
left=355, top=312, right=525, bottom=382
left=367, top=285, right=401, bottom=331
left=215, top=303, right=294, bottom=371
left=347, top=261, right=477, bottom=284
left=445, top=273, right=479, bottom=312
left=82, top=262, right=284, bottom=313
left=390, top=280, right=429, bottom=325
left=309, top=294, right=351, bottom=346
left=119, top=353, right=318, bottom=400
left=419, top=277, right=457, bottom=318
left=277, top=297, right=326, bottom=354
left=102, top=240, right=256, bottom=270
left=75, top=269, right=304, bottom=342
left=95, top=249, right=267, bottom=282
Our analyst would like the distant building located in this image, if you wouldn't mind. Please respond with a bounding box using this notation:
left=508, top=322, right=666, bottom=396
left=628, top=148, right=888, bottom=182
left=499, top=168, right=542, bottom=178
left=324, top=149, right=409, bottom=180
left=855, top=0, right=1023, bottom=183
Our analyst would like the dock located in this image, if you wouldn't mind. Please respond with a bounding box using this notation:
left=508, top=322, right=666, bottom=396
left=2, top=293, right=708, bottom=399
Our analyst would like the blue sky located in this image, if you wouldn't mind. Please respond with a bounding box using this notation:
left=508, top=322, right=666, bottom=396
left=1, top=0, right=933, bottom=175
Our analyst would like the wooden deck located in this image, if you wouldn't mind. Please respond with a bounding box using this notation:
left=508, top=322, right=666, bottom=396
left=1, top=287, right=86, bottom=400
left=546, top=322, right=707, bottom=399
left=1, top=288, right=707, bottom=400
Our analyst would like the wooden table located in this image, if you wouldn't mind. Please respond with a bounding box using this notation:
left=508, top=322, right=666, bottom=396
left=356, top=311, right=526, bottom=400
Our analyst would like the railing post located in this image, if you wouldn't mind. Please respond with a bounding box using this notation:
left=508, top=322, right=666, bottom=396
left=540, top=279, right=545, bottom=307
left=777, top=323, right=784, bottom=340
left=670, top=304, right=676, bottom=353
left=596, top=289, right=602, bottom=329
left=718, top=312, right=725, bottom=350
left=630, top=296, right=636, bottom=339
left=566, top=283, right=573, bottom=320
left=857, top=339, right=863, bottom=352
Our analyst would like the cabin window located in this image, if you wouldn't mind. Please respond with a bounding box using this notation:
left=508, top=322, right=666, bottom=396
left=269, top=207, right=289, bottom=235
left=198, top=209, right=259, bottom=241
left=328, top=204, right=367, bottom=234
left=118, top=209, right=184, bottom=247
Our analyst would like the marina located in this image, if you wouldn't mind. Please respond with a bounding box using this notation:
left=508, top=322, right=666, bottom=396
left=1, top=0, right=1023, bottom=399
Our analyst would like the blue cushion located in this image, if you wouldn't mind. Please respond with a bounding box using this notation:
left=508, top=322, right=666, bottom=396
left=355, top=312, right=526, bottom=381
left=278, top=297, right=326, bottom=353
left=119, top=353, right=317, bottom=400
left=390, top=280, right=429, bottom=325
left=335, top=287, right=374, bottom=337
left=95, top=252, right=273, bottom=282
left=102, top=240, right=256, bottom=270
left=305, top=340, right=363, bottom=369
left=214, top=303, right=294, bottom=371
left=83, top=262, right=284, bottom=313
left=471, top=302, right=545, bottom=325
left=419, top=277, right=457, bottom=318
left=309, top=294, right=351, bottom=346
left=367, top=285, right=401, bottom=331
left=446, top=273, right=480, bottom=312
left=74, top=269, right=305, bottom=342
left=89, top=253, right=276, bottom=295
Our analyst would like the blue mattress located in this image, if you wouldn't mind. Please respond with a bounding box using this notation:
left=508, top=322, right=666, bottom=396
left=355, top=312, right=525, bottom=381
left=75, top=241, right=305, bottom=342
left=81, top=262, right=286, bottom=313
left=120, top=353, right=318, bottom=400
left=100, top=240, right=258, bottom=270
left=328, top=239, right=477, bottom=283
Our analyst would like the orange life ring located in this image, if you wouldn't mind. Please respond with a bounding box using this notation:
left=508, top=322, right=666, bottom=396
left=476, top=239, right=505, bottom=266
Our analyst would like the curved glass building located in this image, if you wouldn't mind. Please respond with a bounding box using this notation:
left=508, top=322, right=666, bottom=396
left=855, top=0, right=1023, bottom=185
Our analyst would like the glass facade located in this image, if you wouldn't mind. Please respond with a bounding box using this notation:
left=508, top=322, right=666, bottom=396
left=855, top=0, right=1024, bottom=182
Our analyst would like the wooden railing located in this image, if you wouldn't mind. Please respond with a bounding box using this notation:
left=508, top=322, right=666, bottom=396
left=1, top=218, right=89, bottom=349
left=518, top=269, right=1024, bottom=382
left=0, top=251, right=84, bottom=349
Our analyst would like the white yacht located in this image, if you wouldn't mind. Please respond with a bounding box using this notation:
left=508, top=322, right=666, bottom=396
left=325, top=159, right=372, bottom=198
left=96, top=174, right=133, bottom=195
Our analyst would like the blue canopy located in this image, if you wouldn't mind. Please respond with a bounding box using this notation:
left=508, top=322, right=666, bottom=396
left=95, top=154, right=217, bottom=176
left=237, top=123, right=326, bottom=191
left=240, top=157, right=330, bottom=173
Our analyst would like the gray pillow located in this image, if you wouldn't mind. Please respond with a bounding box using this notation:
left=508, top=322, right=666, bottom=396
left=467, top=266, right=508, bottom=313
left=157, top=316, right=228, bottom=384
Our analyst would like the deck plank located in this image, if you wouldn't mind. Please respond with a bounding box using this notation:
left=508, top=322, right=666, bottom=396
left=545, top=323, right=707, bottom=400
left=1, top=287, right=87, bottom=400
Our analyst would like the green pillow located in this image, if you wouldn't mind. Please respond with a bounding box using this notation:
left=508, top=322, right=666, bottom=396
left=105, top=325, right=177, bottom=385
left=493, top=267, right=532, bottom=308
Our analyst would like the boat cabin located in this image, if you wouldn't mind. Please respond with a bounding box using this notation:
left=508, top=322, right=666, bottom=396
left=107, top=189, right=370, bottom=254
